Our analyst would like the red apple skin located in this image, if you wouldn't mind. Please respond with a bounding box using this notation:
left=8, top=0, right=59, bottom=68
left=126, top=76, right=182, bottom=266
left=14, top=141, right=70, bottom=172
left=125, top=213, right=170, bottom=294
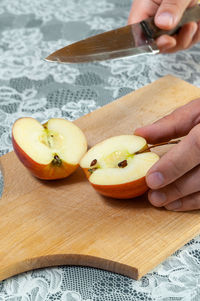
left=82, top=168, right=148, bottom=199
left=12, top=136, right=78, bottom=180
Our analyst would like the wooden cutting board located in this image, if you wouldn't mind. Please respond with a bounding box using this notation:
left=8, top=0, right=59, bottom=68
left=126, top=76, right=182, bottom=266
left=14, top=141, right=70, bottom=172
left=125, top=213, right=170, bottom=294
left=1, top=75, right=200, bottom=281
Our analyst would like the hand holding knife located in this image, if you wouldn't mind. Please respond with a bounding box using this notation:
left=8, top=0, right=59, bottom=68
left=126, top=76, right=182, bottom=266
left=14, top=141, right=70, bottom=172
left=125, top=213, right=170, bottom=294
left=128, top=0, right=200, bottom=54
left=45, top=4, right=200, bottom=63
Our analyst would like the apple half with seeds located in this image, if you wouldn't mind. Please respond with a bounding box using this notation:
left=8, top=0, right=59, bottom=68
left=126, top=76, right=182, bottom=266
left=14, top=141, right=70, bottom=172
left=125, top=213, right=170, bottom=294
left=80, top=135, right=159, bottom=199
left=12, top=117, right=87, bottom=180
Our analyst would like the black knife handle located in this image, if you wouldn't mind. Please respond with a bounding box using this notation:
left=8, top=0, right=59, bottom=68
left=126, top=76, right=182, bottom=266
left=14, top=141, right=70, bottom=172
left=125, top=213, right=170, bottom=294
left=141, top=4, right=200, bottom=39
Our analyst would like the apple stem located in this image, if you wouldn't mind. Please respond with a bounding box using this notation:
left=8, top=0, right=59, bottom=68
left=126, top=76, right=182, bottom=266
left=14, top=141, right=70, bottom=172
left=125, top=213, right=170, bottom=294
left=135, top=139, right=181, bottom=154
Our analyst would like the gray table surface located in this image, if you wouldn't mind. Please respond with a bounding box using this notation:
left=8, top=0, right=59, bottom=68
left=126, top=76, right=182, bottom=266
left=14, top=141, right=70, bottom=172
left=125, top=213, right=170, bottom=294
left=0, top=0, right=200, bottom=300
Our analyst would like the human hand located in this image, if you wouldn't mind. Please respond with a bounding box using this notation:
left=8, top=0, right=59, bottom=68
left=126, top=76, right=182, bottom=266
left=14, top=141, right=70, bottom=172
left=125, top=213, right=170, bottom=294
left=134, top=98, right=200, bottom=211
left=128, top=0, right=200, bottom=53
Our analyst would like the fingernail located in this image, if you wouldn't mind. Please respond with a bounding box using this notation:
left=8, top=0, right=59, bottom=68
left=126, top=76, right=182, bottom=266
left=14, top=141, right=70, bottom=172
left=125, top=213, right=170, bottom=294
left=156, top=12, right=174, bottom=28
left=146, top=172, right=164, bottom=189
left=165, top=200, right=182, bottom=211
left=149, top=191, right=166, bottom=206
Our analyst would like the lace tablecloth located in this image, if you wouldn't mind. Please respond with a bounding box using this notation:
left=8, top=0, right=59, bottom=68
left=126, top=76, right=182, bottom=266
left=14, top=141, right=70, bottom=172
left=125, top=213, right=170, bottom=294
left=0, top=0, right=200, bottom=300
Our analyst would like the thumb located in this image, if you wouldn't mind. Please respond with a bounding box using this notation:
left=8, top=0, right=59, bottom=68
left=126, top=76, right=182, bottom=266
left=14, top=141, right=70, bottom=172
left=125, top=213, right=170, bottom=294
left=128, top=0, right=158, bottom=24
left=155, top=0, right=192, bottom=30
left=134, top=98, right=200, bottom=144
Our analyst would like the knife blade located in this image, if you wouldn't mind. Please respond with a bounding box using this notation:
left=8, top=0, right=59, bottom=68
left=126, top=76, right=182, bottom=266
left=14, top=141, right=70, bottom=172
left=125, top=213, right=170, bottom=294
left=45, top=5, right=200, bottom=63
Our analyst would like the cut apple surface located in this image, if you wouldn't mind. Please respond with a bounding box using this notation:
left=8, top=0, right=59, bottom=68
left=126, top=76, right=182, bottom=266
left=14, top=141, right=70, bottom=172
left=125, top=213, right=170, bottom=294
left=80, top=135, right=159, bottom=199
left=12, top=117, right=87, bottom=180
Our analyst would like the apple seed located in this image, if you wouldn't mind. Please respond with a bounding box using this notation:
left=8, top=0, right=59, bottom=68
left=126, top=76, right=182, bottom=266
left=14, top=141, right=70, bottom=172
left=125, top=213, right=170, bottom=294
left=118, top=160, right=127, bottom=168
left=52, top=154, right=62, bottom=167
left=90, top=159, right=97, bottom=167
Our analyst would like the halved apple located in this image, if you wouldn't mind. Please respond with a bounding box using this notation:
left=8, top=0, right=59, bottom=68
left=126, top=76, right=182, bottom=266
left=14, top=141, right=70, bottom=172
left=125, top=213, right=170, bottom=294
left=80, top=135, right=159, bottom=199
left=12, top=117, right=87, bottom=180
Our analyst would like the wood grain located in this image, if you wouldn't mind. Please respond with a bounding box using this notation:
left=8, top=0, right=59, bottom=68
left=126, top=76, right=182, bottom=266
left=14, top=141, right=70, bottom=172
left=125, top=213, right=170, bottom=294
left=0, top=75, right=200, bottom=281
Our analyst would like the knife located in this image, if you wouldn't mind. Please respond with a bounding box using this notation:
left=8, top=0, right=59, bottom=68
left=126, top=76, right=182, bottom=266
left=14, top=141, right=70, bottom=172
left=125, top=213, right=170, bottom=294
left=45, top=5, right=200, bottom=63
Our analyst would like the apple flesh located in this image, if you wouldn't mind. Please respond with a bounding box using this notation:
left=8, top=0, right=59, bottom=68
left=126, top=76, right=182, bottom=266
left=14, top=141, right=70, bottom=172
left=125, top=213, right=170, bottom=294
left=80, top=135, right=159, bottom=199
left=12, top=117, right=87, bottom=180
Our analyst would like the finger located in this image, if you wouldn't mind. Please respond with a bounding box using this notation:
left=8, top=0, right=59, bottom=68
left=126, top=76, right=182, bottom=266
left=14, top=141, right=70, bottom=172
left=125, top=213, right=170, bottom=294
left=190, top=21, right=200, bottom=46
left=134, top=98, right=200, bottom=144
left=155, top=0, right=193, bottom=30
left=145, top=123, right=200, bottom=189
left=165, top=191, right=200, bottom=211
left=148, top=164, right=200, bottom=207
left=156, top=35, right=177, bottom=52
left=161, top=22, right=198, bottom=53
left=128, top=0, right=158, bottom=24
left=177, top=22, right=198, bottom=49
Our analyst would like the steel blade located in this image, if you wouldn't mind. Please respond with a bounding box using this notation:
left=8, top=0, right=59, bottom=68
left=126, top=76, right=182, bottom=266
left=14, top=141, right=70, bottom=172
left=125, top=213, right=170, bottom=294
left=45, top=23, right=159, bottom=63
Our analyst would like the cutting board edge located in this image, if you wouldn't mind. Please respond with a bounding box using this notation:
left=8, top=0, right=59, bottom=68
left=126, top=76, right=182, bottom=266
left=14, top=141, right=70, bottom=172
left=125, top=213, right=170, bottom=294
left=0, top=253, right=139, bottom=281
left=138, top=225, right=200, bottom=278
left=1, top=225, right=200, bottom=282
